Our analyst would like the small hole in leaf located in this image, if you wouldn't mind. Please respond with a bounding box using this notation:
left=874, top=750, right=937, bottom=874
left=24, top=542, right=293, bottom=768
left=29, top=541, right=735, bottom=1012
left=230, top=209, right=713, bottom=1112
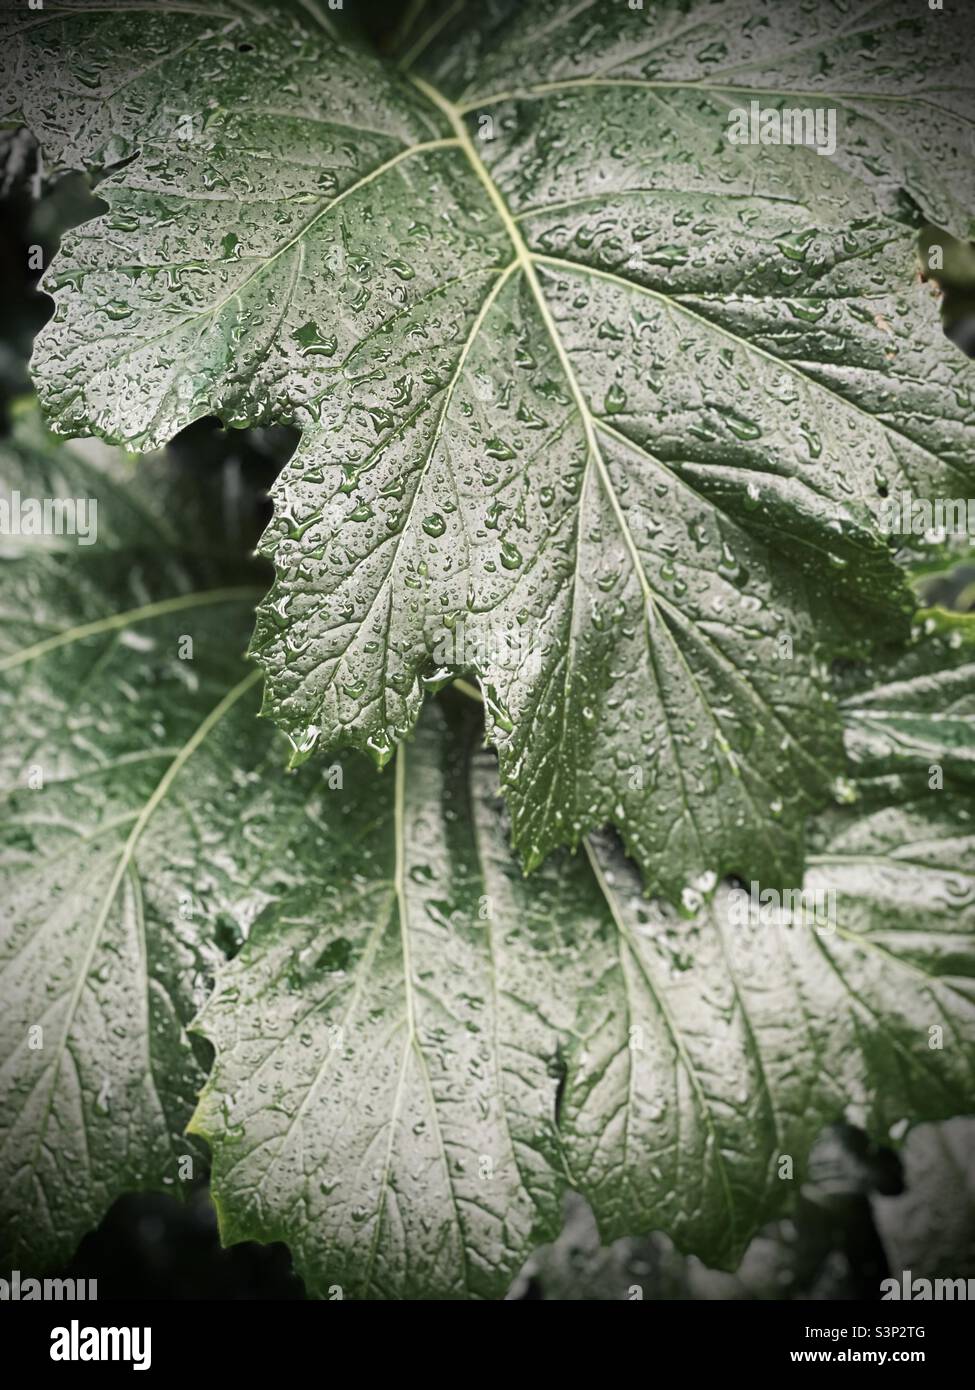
left=237, top=41, right=255, bottom=52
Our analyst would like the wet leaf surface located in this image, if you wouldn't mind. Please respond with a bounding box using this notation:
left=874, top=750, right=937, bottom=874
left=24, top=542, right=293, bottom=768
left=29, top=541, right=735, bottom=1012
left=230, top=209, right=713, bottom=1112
left=6, top=1, right=974, bottom=895
left=1, top=412, right=972, bottom=1292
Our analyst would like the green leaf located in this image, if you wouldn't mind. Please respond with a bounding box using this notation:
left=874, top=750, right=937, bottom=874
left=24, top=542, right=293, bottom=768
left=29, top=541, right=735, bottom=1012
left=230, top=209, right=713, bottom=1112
left=0, top=407, right=275, bottom=1269
left=0, top=0, right=355, bottom=172
left=2, top=410, right=971, bottom=1295
left=409, top=0, right=975, bottom=243
left=839, top=613, right=975, bottom=800
left=192, top=688, right=975, bottom=1299
left=10, top=0, right=975, bottom=896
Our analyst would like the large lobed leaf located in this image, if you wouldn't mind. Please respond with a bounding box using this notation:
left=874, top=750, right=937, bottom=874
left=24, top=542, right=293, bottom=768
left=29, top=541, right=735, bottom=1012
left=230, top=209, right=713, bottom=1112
left=2, top=412, right=973, bottom=1294
left=193, top=644, right=975, bottom=1296
left=5, top=0, right=974, bottom=897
